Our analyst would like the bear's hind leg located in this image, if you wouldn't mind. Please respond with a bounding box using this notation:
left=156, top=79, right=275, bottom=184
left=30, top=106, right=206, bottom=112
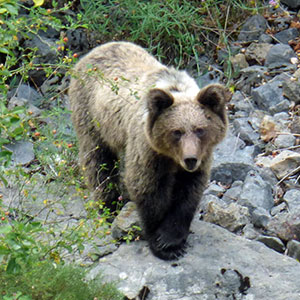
left=79, top=138, right=121, bottom=210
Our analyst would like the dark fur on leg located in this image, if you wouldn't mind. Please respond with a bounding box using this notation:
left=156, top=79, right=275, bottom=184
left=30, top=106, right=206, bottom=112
left=80, top=139, right=121, bottom=210
left=147, top=171, right=206, bottom=260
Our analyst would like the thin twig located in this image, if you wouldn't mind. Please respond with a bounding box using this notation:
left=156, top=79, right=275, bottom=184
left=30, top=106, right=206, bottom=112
left=277, top=165, right=300, bottom=185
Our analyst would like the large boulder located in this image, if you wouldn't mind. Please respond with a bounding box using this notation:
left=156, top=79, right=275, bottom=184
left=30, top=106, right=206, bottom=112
left=89, top=220, right=300, bottom=300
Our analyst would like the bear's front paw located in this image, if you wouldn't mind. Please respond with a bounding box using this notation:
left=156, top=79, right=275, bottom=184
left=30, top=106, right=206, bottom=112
left=148, top=227, right=188, bottom=260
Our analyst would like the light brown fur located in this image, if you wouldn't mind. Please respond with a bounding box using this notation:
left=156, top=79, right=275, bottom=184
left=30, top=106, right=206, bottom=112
left=68, top=41, right=228, bottom=260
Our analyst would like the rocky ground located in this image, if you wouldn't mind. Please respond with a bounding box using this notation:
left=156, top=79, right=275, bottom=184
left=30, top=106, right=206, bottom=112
left=2, top=1, right=300, bottom=299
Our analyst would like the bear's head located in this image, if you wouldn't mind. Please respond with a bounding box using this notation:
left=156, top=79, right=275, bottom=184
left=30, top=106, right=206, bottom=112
left=145, top=84, right=228, bottom=172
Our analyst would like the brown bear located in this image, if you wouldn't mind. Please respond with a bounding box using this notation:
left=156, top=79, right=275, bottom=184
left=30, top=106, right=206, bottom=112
left=68, top=41, right=228, bottom=260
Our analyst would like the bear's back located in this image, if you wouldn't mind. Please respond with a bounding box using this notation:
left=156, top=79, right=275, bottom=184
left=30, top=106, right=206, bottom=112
left=69, top=42, right=165, bottom=153
left=74, top=41, right=163, bottom=81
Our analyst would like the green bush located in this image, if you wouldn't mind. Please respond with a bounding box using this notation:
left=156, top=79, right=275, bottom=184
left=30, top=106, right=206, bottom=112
left=0, top=261, right=123, bottom=300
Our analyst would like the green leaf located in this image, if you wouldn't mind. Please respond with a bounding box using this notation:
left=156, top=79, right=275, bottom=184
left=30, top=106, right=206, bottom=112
left=0, top=246, right=10, bottom=255
left=33, top=0, right=44, bottom=7
left=0, top=137, right=10, bottom=145
left=12, top=126, right=24, bottom=136
left=6, top=257, right=21, bottom=274
left=0, top=47, right=10, bottom=54
left=0, top=150, right=12, bottom=159
left=0, top=225, right=12, bottom=234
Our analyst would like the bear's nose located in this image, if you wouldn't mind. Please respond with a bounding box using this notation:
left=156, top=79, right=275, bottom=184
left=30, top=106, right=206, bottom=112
left=184, top=158, right=197, bottom=170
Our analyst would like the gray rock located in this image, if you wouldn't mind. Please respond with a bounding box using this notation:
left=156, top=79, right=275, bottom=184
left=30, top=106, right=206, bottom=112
left=203, top=202, right=250, bottom=232
left=111, top=202, right=140, bottom=240
left=273, top=134, right=296, bottom=149
left=196, top=70, right=222, bottom=88
left=282, top=79, right=300, bottom=104
left=280, top=0, right=300, bottom=9
left=252, top=207, right=270, bottom=228
left=251, top=78, right=285, bottom=113
left=233, top=118, right=259, bottom=145
left=269, top=150, right=300, bottom=179
left=238, top=14, right=268, bottom=42
left=23, top=36, right=58, bottom=86
left=274, top=28, right=299, bottom=44
left=8, top=96, right=42, bottom=117
left=271, top=202, right=288, bottom=216
left=256, top=235, right=285, bottom=253
left=266, top=212, right=300, bottom=241
left=222, top=181, right=243, bottom=203
left=258, top=33, right=273, bottom=43
left=242, top=224, right=259, bottom=240
left=211, top=131, right=256, bottom=184
left=203, top=183, right=226, bottom=197
left=89, top=220, right=300, bottom=300
left=238, top=171, right=274, bottom=212
left=265, top=44, right=296, bottom=69
left=245, top=43, right=273, bottom=64
left=270, top=99, right=290, bottom=114
left=228, top=53, right=249, bottom=76
left=199, top=194, right=226, bottom=215
left=230, top=91, right=253, bottom=115
left=235, top=66, right=268, bottom=94
left=283, top=189, right=300, bottom=212
left=9, top=84, right=42, bottom=106
left=273, top=17, right=291, bottom=31
left=287, top=239, right=300, bottom=261
left=24, top=35, right=57, bottom=63
left=4, top=140, right=34, bottom=165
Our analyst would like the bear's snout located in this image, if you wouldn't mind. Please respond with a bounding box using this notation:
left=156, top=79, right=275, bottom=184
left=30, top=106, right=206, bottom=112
left=184, top=157, right=198, bottom=171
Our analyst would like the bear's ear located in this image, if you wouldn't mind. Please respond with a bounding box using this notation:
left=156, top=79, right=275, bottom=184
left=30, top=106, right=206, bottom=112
left=147, top=88, right=174, bottom=114
left=197, top=84, right=229, bottom=123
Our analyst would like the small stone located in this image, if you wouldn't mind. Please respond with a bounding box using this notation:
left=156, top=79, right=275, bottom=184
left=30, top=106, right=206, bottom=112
left=283, top=189, right=300, bottom=212
left=252, top=207, right=270, bottom=228
left=280, top=0, right=300, bottom=9
left=229, top=53, right=249, bottom=75
left=230, top=91, right=253, bottom=114
left=203, top=183, right=225, bottom=197
left=287, top=239, right=300, bottom=261
left=211, top=131, right=256, bottom=185
left=204, top=202, right=250, bottom=232
left=233, top=118, right=259, bottom=145
left=269, top=150, right=300, bottom=179
left=274, top=28, right=299, bottom=44
left=111, top=202, right=140, bottom=239
left=4, top=140, right=35, bottom=165
left=9, top=84, right=42, bottom=106
left=235, top=66, right=269, bottom=94
left=270, top=202, right=288, bottom=216
left=245, top=43, right=273, bottom=64
left=252, top=79, right=285, bottom=113
left=242, top=223, right=259, bottom=240
left=222, top=181, right=243, bottom=203
left=8, top=96, right=42, bottom=117
left=238, top=171, right=274, bottom=212
left=273, top=134, right=296, bottom=149
left=265, top=44, right=297, bottom=69
left=266, top=212, right=300, bottom=241
left=256, top=235, right=285, bottom=253
left=269, top=100, right=290, bottom=114
left=282, top=79, right=300, bottom=104
left=258, top=33, right=273, bottom=43
left=238, top=14, right=268, bottom=42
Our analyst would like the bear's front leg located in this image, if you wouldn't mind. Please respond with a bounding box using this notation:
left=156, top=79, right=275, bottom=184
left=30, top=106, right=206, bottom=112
left=148, top=171, right=207, bottom=260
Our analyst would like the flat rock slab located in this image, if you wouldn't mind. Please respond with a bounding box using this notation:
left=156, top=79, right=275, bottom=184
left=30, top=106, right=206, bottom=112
left=89, top=220, right=300, bottom=300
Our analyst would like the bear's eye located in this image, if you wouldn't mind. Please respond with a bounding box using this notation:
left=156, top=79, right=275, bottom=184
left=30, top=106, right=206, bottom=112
left=172, top=130, right=183, bottom=141
left=195, top=128, right=205, bottom=138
